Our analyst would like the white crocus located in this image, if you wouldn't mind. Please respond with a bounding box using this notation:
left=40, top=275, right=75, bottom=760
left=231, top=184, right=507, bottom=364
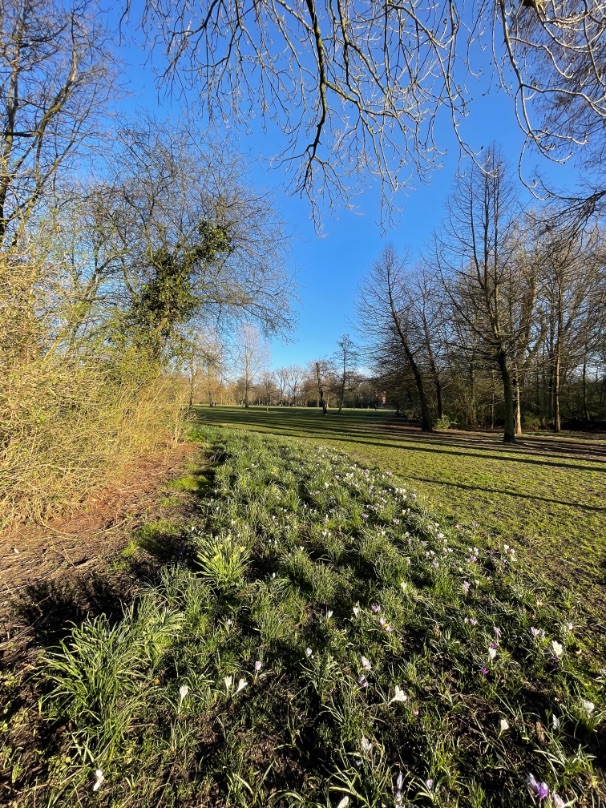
left=235, top=678, right=248, bottom=694
left=499, top=718, right=509, bottom=734
left=179, top=684, right=189, bottom=702
left=488, top=647, right=497, bottom=661
left=336, top=797, right=350, bottom=808
left=581, top=699, right=595, bottom=715
left=551, top=640, right=564, bottom=658
left=92, top=769, right=104, bottom=792
left=361, top=655, right=372, bottom=671
left=389, top=686, right=408, bottom=704
left=224, top=675, right=233, bottom=691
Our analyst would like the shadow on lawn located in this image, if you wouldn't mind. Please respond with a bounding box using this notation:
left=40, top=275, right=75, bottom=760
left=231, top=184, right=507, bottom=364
left=196, top=407, right=606, bottom=475
left=15, top=559, right=159, bottom=652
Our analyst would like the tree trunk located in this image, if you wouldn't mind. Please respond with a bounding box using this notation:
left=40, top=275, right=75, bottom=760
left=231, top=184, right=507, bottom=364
left=514, top=370, right=522, bottom=437
left=553, top=348, right=561, bottom=432
left=497, top=351, right=516, bottom=443
left=582, top=358, right=589, bottom=421
left=408, top=359, right=432, bottom=431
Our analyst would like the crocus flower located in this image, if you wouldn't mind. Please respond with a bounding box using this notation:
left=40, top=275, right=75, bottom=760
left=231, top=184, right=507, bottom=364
left=551, top=640, right=563, bottom=658
left=527, top=774, right=549, bottom=801
left=493, top=627, right=502, bottom=639
left=581, top=700, right=595, bottom=715
left=358, top=674, right=369, bottom=688
left=360, top=736, right=372, bottom=753
left=552, top=714, right=560, bottom=729
left=462, top=581, right=470, bottom=594
left=499, top=718, right=509, bottom=734
left=553, top=794, right=565, bottom=808
left=254, top=660, right=263, bottom=672
left=389, top=686, right=408, bottom=704
left=480, top=666, right=489, bottom=676
left=235, top=678, right=247, bottom=694
left=371, top=603, right=381, bottom=614
left=326, top=609, right=334, bottom=619
left=179, top=684, right=189, bottom=702
left=305, top=647, right=313, bottom=658
left=425, top=779, right=434, bottom=791
left=361, top=655, right=372, bottom=671
left=224, top=675, right=233, bottom=691
left=336, top=798, right=350, bottom=808
left=92, top=769, right=104, bottom=792
left=488, top=647, right=497, bottom=661
left=352, top=604, right=361, bottom=617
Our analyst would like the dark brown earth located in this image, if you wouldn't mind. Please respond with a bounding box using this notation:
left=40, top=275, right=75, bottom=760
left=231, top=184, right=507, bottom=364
left=0, top=442, right=199, bottom=665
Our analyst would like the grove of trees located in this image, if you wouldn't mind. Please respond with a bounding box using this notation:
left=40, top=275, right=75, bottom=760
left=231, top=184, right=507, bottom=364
left=360, top=152, right=606, bottom=439
left=0, top=0, right=294, bottom=523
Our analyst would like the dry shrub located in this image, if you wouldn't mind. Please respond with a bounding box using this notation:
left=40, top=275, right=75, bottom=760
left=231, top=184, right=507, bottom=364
left=0, top=352, right=187, bottom=528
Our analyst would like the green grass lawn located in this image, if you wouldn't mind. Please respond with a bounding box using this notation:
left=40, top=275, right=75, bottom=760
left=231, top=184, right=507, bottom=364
left=11, top=427, right=603, bottom=807
left=195, top=406, right=606, bottom=617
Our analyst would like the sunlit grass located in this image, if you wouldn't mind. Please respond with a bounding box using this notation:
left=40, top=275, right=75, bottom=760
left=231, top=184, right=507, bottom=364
left=196, top=406, right=606, bottom=616
left=16, top=427, right=604, bottom=807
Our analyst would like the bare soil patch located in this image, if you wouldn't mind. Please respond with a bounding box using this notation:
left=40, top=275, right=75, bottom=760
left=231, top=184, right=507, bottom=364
left=0, top=442, right=198, bottom=663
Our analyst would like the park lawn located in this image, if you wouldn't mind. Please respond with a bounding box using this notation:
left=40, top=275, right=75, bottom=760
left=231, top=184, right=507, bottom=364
left=196, top=406, right=606, bottom=620
left=13, top=426, right=603, bottom=807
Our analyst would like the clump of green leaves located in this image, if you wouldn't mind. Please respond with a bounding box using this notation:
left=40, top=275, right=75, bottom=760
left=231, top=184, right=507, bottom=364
left=193, top=531, right=251, bottom=593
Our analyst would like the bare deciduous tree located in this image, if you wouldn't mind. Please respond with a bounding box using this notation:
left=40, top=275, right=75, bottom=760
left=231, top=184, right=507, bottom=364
left=436, top=149, right=543, bottom=442
left=334, top=335, right=358, bottom=413
left=234, top=322, right=270, bottom=407
left=360, top=244, right=434, bottom=432
left=139, top=0, right=606, bottom=214
left=0, top=0, right=113, bottom=246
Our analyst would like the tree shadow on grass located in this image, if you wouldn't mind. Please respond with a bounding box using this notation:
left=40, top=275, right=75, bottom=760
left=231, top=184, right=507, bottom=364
left=197, top=409, right=606, bottom=474
left=14, top=558, right=160, bottom=653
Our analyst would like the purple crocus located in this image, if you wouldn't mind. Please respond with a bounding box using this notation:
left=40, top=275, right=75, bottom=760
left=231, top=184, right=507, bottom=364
left=371, top=603, right=381, bottom=614
left=527, top=774, right=549, bottom=802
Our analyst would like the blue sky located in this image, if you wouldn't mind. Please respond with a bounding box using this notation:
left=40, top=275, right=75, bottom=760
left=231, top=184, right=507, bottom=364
left=111, top=7, right=582, bottom=371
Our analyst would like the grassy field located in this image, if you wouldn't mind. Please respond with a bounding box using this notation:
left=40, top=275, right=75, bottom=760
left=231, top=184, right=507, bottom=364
left=2, top=412, right=604, bottom=806
left=196, top=407, right=606, bottom=618
left=3, top=426, right=603, bottom=807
